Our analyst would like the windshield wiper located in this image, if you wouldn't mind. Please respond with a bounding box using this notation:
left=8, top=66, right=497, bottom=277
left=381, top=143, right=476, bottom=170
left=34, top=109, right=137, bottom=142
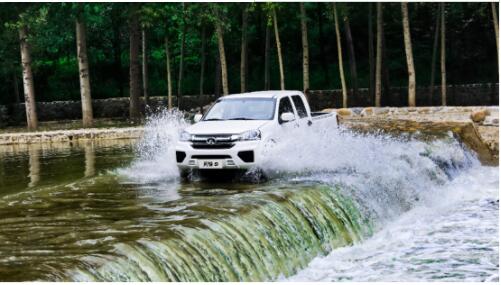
left=204, top=118, right=223, bottom=121
left=227, top=117, right=255, bottom=120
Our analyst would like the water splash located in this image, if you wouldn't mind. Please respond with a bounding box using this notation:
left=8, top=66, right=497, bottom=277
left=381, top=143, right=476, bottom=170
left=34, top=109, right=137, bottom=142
left=101, top=112, right=488, bottom=282
left=117, top=109, right=188, bottom=183
left=256, top=125, right=477, bottom=225
left=286, top=166, right=499, bottom=282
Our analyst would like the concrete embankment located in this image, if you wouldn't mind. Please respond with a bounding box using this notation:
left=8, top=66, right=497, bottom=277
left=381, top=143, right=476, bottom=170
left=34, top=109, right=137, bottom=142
left=0, top=127, right=143, bottom=145
left=333, top=106, right=499, bottom=165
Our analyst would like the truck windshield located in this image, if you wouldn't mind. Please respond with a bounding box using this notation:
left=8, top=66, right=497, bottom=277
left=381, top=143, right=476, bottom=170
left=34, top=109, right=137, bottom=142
left=203, top=98, right=276, bottom=121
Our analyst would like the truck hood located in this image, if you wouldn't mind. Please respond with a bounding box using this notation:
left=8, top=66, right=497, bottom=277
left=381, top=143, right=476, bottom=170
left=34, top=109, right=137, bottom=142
left=185, top=120, right=269, bottom=135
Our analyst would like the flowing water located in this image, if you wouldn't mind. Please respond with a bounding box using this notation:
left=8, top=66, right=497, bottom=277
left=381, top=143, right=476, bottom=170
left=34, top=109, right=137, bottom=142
left=0, top=110, right=498, bottom=281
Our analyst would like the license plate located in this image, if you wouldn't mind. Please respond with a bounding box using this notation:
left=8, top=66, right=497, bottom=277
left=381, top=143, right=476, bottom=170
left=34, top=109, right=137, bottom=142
left=198, top=160, right=223, bottom=169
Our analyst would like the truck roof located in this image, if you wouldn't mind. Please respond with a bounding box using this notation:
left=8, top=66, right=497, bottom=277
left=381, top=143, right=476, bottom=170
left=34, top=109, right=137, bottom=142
left=221, top=90, right=303, bottom=99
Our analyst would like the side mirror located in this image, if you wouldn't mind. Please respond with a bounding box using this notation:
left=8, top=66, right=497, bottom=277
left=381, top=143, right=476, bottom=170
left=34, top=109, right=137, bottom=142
left=280, top=112, right=295, bottom=123
left=194, top=114, right=203, bottom=123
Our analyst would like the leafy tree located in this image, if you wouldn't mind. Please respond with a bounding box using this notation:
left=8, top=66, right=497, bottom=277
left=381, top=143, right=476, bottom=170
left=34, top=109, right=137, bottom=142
left=4, top=4, right=49, bottom=130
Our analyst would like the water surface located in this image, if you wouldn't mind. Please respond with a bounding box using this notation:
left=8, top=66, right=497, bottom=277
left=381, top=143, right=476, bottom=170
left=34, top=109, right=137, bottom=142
left=0, top=112, right=497, bottom=281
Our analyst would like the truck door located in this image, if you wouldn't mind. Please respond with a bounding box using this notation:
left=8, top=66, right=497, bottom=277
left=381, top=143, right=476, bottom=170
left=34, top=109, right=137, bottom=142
left=277, top=96, right=296, bottom=126
left=291, top=95, right=311, bottom=127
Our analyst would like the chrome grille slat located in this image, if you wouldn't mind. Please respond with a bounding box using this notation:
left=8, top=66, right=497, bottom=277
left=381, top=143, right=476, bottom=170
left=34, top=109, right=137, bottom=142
left=190, top=134, right=236, bottom=149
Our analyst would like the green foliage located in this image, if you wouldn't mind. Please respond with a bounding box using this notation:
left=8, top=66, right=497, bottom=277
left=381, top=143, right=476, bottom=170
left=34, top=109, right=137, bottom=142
left=0, top=2, right=497, bottom=105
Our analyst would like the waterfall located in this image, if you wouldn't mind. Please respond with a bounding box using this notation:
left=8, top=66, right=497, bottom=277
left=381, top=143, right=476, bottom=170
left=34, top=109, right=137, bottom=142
left=69, top=185, right=370, bottom=281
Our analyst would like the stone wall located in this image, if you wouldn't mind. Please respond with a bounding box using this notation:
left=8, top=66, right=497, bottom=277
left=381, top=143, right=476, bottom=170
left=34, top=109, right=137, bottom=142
left=1, top=83, right=497, bottom=126
left=2, top=95, right=217, bottom=125
left=306, top=83, right=499, bottom=110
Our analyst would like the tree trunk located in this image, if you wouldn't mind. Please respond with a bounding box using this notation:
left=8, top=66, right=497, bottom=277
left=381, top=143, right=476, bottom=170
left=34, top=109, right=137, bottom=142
left=178, top=5, right=187, bottom=103
left=76, top=17, right=93, bottom=127
left=129, top=9, right=141, bottom=121
left=375, top=3, right=382, bottom=107
left=440, top=3, right=446, bottom=106
left=111, top=10, right=124, bottom=97
left=273, top=8, right=285, bottom=90
left=199, top=26, right=206, bottom=96
left=214, top=48, right=222, bottom=97
left=344, top=15, right=358, bottom=102
left=215, top=20, right=228, bottom=95
left=429, top=5, right=440, bottom=106
left=18, top=26, right=38, bottom=131
left=12, top=72, right=20, bottom=104
left=317, top=3, right=330, bottom=87
left=492, top=2, right=499, bottom=56
left=264, top=23, right=271, bottom=90
left=401, top=2, right=416, bottom=107
left=165, top=36, right=173, bottom=109
left=333, top=3, right=348, bottom=108
left=300, top=3, right=309, bottom=92
left=368, top=3, right=375, bottom=106
left=381, top=24, right=391, bottom=105
left=240, top=6, right=248, bottom=93
left=142, top=28, right=149, bottom=107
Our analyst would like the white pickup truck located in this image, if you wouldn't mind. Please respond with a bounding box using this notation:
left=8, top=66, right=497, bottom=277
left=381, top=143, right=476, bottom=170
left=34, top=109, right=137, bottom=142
left=175, top=90, right=337, bottom=175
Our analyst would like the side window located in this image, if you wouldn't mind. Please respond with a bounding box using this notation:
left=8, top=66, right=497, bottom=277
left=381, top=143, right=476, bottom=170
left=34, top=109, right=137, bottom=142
left=292, top=95, right=308, bottom=118
left=278, top=97, right=294, bottom=124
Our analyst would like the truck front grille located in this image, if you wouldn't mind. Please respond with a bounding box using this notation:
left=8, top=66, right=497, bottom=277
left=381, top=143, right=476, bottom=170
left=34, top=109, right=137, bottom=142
left=191, top=155, right=232, bottom=159
left=192, top=143, right=235, bottom=149
left=190, top=134, right=236, bottom=149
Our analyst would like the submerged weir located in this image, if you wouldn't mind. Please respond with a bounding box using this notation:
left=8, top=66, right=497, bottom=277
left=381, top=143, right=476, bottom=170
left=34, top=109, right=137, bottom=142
left=70, top=185, right=370, bottom=281
left=0, top=110, right=496, bottom=281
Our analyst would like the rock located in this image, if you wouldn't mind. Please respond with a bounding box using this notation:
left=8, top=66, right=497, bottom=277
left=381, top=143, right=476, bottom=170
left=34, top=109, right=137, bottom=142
left=374, top=107, right=389, bottom=115
left=417, top=107, right=430, bottom=114
left=360, top=107, right=373, bottom=117
left=350, top=107, right=363, bottom=115
left=471, top=110, right=489, bottom=123
left=336, top=108, right=352, bottom=117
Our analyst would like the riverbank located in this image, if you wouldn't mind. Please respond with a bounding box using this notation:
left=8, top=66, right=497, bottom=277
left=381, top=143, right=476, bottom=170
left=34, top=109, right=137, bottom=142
left=0, top=106, right=498, bottom=164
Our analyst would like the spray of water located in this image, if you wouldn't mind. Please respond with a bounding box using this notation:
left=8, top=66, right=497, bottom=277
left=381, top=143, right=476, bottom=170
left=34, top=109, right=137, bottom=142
left=120, top=111, right=478, bottom=226
left=117, top=109, right=188, bottom=183
left=100, top=111, right=492, bottom=282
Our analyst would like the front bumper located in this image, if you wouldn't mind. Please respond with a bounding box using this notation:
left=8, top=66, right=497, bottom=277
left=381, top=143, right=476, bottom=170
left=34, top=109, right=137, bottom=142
left=175, top=140, right=261, bottom=170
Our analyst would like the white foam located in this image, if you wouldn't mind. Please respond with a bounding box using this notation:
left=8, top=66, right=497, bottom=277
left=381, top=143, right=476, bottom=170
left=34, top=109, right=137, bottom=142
left=285, top=166, right=499, bottom=282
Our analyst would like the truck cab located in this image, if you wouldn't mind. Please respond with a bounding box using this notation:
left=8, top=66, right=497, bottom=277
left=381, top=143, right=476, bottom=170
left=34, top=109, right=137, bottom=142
left=175, top=91, right=337, bottom=173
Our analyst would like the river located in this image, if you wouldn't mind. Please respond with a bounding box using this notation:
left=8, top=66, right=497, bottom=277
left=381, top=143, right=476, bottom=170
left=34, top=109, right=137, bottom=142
left=0, top=111, right=497, bottom=281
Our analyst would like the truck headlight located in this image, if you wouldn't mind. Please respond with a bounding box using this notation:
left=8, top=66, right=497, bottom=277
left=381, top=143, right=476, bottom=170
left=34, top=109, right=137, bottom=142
left=239, top=129, right=261, bottom=141
left=179, top=130, right=192, bottom=141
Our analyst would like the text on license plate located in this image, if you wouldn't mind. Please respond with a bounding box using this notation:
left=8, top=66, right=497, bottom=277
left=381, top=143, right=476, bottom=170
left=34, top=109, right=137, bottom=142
left=198, top=160, right=223, bottom=169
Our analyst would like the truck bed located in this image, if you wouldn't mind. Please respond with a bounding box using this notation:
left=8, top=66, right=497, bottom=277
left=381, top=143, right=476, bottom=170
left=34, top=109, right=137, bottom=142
left=310, top=111, right=338, bottom=126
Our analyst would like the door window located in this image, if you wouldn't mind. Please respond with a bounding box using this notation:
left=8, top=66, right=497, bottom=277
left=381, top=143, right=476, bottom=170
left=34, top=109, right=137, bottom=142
left=291, top=95, right=308, bottom=118
left=278, top=97, right=294, bottom=124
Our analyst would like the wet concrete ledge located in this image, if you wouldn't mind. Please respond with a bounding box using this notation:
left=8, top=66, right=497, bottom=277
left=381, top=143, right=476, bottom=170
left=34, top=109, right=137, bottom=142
left=331, top=106, right=499, bottom=165
left=0, top=127, right=143, bottom=145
